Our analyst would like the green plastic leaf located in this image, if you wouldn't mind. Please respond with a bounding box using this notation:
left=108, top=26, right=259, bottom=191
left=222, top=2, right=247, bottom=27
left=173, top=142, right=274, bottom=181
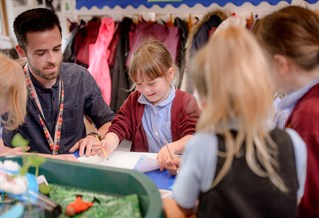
left=19, top=163, right=30, bottom=175
left=10, top=134, right=46, bottom=177
left=28, top=155, right=46, bottom=167
left=11, top=133, right=29, bottom=148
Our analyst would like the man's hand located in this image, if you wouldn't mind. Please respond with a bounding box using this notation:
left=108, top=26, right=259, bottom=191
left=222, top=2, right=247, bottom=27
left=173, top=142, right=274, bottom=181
left=44, top=154, right=79, bottom=162
left=69, top=135, right=101, bottom=157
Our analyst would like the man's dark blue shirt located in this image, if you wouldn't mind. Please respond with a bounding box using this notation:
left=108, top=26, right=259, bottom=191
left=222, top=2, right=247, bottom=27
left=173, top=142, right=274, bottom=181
left=2, top=63, right=115, bottom=154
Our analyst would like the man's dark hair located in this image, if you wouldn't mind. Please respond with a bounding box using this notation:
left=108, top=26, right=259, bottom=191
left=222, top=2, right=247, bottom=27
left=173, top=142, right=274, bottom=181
left=13, top=8, right=62, bottom=49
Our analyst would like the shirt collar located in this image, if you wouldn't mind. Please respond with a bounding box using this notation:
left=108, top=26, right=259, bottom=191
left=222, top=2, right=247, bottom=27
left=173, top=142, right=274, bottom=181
left=278, top=78, right=319, bottom=110
left=138, top=85, right=176, bottom=107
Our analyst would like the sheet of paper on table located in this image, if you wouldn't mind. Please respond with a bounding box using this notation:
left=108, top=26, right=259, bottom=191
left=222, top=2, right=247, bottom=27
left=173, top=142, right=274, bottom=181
left=78, top=151, right=159, bottom=173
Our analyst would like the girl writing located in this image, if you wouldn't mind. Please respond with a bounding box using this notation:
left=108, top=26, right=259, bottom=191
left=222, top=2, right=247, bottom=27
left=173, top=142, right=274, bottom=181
left=97, top=39, right=200, bottom=170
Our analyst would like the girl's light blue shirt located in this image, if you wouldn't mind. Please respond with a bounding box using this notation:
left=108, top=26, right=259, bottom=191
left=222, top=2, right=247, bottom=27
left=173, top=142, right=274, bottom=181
left=138, top=87, right=176, bottom=152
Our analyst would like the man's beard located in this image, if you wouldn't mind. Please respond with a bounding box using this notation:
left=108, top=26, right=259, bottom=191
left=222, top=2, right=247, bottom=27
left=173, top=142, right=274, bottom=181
left=29, top=63, right=60, bottom=81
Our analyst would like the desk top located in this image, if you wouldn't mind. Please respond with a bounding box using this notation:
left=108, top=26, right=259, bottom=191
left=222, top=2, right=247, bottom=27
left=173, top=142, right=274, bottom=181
left=74, top=151, right=175, bottom=190
left=145, top=169, right=175, bottom=190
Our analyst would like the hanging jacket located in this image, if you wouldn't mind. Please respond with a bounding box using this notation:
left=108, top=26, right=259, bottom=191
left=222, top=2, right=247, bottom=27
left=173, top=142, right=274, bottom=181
left=126, top=21, right=180, bottom=66
left=109, top=17, right=134, bottom=112
left=174, top=17, right=189, bottom=88
left=181, top=10, right=227, bottom=93
left=63, top=20, right=86, bottom=63
left=76, top=19, right=101, bottom=66
left=63, top=25, right=79, bottom=63
left=88, top=17, right=114, bottom=105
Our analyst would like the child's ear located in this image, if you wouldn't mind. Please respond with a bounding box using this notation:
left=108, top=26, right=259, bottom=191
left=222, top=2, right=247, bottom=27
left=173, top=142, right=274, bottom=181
left=273, top=54, right=289, bottom=76
left=167, top=67, right=175, bottom=81
left=16, top=45, right=26, bottom=58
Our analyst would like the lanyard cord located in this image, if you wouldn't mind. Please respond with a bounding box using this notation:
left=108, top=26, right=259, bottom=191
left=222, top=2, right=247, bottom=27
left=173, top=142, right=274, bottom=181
left=23, top=65, right=64, bottom=154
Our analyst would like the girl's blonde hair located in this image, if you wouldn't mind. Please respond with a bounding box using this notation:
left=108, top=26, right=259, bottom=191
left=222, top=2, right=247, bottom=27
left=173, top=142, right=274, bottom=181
left=190, top=26, right=287, bottom=192
left=129, top=39, right=178, bottom=84
left=0, top=53, right=27, bottom=130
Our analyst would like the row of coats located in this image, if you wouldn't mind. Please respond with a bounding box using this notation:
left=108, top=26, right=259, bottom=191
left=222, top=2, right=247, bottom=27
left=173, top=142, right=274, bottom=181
left=63, top=10, right=229, bottom=111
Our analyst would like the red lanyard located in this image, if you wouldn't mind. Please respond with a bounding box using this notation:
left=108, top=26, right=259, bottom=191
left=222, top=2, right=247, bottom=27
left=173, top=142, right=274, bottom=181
left=23, top=65, right=64, bottom=154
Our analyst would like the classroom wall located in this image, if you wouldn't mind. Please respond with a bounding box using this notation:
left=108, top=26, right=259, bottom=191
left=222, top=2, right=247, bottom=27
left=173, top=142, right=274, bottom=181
left=2, top=0, right=319, bottom=48
left=3, top=0, right=70, bottom=48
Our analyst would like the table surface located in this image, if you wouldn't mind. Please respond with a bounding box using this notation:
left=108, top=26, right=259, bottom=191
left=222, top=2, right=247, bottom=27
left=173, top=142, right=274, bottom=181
left=73, top=151, right=175, bottom=190
left=145, top=169, right=176, bottom=190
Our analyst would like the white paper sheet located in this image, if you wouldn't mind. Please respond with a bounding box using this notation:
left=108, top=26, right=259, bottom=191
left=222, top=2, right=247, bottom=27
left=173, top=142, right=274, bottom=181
left=78, top=151, right=159, bottom=173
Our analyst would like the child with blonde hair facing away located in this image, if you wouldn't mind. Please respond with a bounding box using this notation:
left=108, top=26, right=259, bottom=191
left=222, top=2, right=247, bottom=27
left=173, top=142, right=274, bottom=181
left=96, top=39, right=200, bottom=170
left=168, top=26, right=307, bottom=218
left=0, top=54, right=27, bottom=153
left=254, top=6, right=319, bottom=218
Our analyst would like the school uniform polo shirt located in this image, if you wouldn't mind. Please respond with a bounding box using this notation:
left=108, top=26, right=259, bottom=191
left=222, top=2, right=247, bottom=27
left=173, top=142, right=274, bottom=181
left=139, top=87, right=176, bottom=152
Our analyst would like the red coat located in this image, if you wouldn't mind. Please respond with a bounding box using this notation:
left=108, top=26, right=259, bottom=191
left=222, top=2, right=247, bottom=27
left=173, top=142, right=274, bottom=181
left=108, top=89, right=200, bottom=151
left=286, top=83, right=319, bottom=218
left=75, top=20, right=101, bottom=66
left=126, top=22, right=180, bottom=67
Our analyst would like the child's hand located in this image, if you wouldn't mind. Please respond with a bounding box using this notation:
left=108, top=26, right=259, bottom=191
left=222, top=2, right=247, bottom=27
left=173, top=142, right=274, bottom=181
left=96, top=139, right=117, bottom=158
left=157, top=144, right=175, bottom=171
left=92, top=132, right=120, bottom=158
left=0, top=145, right=30, bottom=156
left=165, top=157, right=180, bottom=175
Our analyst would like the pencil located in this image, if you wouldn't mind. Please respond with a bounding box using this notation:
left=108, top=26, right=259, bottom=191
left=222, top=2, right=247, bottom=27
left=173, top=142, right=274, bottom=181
left=164, top=140, right=179, bottom=175
left=95, top=135, right=108, bottom=160
left=164, top=140, right=174, bottom=160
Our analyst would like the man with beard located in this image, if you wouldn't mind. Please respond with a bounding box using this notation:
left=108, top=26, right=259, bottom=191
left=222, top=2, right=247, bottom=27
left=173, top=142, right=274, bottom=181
left=1, top=8, right=115, bottom=156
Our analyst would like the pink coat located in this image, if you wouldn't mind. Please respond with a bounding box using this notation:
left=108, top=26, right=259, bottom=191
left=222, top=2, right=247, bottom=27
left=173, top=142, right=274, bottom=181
left=88, top=18, right=114, bottom=105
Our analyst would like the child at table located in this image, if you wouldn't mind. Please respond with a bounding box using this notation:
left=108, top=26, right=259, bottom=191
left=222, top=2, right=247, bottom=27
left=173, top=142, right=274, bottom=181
left=97, top=39, right=200, bottom=170
left=254, top=6, right=319, bottom=217
left=171, top=26, right=307, bottom=217
left=0, top=54, right=27, bottom=154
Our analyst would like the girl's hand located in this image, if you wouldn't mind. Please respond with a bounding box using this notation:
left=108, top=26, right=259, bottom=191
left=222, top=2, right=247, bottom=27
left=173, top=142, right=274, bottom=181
left=165, top=157, right=180, bottom=175
left=157, top=144, right=175, bottom=171
left=93, top=132, right=120, bottom=158
left=94, top=139, right=117, bottom=158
